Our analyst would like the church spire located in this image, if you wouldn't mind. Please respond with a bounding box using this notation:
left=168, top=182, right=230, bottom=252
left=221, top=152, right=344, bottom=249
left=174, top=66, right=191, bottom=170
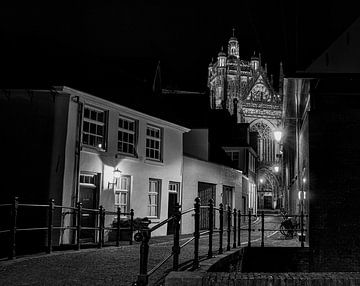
left=228, top=28, right=239, bottom=58
left=279, top=61, right=284, bottom=95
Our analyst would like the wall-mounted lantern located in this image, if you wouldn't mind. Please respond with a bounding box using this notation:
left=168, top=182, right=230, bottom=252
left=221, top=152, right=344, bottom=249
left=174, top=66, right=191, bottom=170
left=108, top=168, right=122, bottom=189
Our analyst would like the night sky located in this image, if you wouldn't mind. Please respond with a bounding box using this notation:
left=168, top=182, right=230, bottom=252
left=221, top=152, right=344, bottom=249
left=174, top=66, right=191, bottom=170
left=0, top=1, right=359, bottom=92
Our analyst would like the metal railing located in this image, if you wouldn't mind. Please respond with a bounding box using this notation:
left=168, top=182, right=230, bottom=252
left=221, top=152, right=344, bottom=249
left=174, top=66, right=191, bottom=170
left=134, top=197, right=307, bottom=286
left=0, top=197, right=135, bottom=259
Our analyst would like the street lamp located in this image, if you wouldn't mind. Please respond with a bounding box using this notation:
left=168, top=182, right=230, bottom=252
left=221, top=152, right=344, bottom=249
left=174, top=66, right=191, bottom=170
left=273, top=165, right=280, bottom=173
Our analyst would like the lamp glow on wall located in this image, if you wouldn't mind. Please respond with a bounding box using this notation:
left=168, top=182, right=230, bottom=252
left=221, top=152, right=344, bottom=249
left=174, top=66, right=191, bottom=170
left=273, top=127, right=283, bottom=143
left=108, top=168, right=122, bottom=189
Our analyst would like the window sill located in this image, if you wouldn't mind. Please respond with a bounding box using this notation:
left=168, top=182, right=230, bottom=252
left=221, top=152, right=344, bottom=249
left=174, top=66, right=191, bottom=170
left=115, top=153, right=140, bottom=161
left=144, top=159, right=164, bottom=166
left=81, top=145, right=107, bottom=154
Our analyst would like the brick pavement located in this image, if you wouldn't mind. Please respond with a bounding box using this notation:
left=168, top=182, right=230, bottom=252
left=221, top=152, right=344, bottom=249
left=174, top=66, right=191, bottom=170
left=0, top=216, right=304, bottom=286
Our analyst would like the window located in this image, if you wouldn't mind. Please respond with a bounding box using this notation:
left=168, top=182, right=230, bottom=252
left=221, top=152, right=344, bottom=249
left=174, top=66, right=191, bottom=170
left=146, top=125, right=162, bottom=161
left=80, top=174, right=96, bottom=186
left=168, top=182, right=180, bottom=193
left=118, top=116, right=137, bottom=156
left=114, top=176, right=131, bottom=213
left=226, top=151, right=240, bottom=167
left=148, top=179, right=161, bottom=217
left=82, top=106, right=107, bottom=149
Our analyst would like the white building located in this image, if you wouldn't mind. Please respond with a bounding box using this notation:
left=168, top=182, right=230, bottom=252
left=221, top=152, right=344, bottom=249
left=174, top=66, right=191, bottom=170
left=50, top=86, right=189, bottom=243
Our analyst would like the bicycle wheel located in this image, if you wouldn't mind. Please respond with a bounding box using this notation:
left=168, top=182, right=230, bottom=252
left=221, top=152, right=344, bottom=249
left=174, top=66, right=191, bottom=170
left=280, top=224, right=290, bottom=237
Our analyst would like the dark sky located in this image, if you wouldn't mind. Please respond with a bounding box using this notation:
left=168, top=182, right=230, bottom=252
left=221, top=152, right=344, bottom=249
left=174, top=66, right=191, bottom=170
left=0, top=1, right=359, bottom=91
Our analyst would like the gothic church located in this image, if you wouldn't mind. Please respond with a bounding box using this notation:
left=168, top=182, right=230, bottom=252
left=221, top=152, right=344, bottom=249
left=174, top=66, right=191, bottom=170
left=207, top=31, right=284, bottom=209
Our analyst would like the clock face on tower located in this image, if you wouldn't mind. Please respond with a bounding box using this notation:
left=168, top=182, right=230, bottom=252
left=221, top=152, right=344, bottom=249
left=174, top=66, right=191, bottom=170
left=250, top=83, right=270, bottom=102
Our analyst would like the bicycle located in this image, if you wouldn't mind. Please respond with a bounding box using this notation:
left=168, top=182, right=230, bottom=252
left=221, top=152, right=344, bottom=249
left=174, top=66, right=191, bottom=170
left=279, top=209, right=299, bottom=238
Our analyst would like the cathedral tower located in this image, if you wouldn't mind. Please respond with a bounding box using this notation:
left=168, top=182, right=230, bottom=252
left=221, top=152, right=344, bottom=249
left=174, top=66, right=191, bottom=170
left=208, top=31, right=284, bottom=210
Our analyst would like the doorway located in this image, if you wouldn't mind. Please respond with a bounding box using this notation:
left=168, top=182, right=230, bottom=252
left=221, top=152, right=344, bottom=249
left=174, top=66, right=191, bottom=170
left=79, top=173, right=99, bottom=242
left=198, top=182, right=216, bottom=230
left=222, top=185, right=233, bottom=226
left=264, top=195, right=273, bottom=209
left=167, top=182, right=180, bottom=235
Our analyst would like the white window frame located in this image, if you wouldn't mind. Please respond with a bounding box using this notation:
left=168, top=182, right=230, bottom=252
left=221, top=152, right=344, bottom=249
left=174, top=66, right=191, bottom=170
left=146, top=125, right=162, bottom=161
left=148, top=179, right=161, bottom=218
left=118, top=115, right=137, bottom=156
left=82, top=105, right=107, bottom=150
left=168, top=181, right=180, bottom=193
left=114, top=175, right=131, bottom=214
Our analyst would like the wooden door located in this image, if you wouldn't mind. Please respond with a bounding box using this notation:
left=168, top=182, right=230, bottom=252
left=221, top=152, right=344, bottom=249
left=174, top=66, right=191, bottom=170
left=198, top=182, right=216, bottom=230
left=79, top=174, right=98, bottom=242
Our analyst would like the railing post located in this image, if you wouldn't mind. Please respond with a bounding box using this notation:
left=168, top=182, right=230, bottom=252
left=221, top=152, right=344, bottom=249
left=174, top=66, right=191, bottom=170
left=137, top=218, right=151, bottom=286
left=227, top=205, right=231, bottom=251
left=248, top=210, right=251, bottom=247
left=98, top=206, right=103, bottom=248
left=9, top=196, right=18, bottom=260
left=218, top=203, right=223, bottom=254
left=208, top=199, right=214, bottom=258
left=301, top=210, right=305, bottom=248
left=172, top=203, right=181, bottom=271
left=116, top=207, right=121, bottom=247
left=76, top=202, right=82, bottom=250
left=130, top=209, right=134, bottom=245
left=237, top=210, right=241, bottom=247
left=193, top=197, right=200, bottom=270
left=47, top=199, right=55, bottom=254
left=233, top=208, right=237, bottom=248
left=261, top=211, right=265, bottom=247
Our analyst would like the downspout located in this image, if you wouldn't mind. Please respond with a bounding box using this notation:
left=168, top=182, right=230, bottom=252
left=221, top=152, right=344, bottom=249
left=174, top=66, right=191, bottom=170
left=73, top=96, right=83, bottom=206
left=71, top=96, right=83, bottom=244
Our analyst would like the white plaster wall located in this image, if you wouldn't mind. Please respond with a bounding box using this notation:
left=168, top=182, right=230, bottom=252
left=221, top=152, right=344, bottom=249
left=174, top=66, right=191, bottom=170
left=60, top=88, right=188, bottom=241
left=181, top=156, right=243, bottom=235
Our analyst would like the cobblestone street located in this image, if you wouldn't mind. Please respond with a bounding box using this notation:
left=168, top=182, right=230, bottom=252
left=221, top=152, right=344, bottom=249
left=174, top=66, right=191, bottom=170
left=0, top=216, right=305, bottom=286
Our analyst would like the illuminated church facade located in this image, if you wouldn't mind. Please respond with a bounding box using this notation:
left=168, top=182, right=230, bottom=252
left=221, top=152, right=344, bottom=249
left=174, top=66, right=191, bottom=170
left=207, top=32, right=284, bottom=210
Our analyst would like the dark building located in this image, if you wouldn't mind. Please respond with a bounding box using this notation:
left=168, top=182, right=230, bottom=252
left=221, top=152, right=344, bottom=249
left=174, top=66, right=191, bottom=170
left=282, top=17, right=360, bottom=271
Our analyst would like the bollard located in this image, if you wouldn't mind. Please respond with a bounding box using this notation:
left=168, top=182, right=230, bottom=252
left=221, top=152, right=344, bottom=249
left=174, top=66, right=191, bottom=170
left=233, top=208, right=237, bottom=248
left=237, top=210, right=241, bottom=247
left=9, top=197, right=18, bottom=260
left=208, top=199, right=214, bottom=258
left=137, top=218, right=151, bottom=286
left=227, top=205, right=231, bottom=251
left=76, top=202, right=82, bottom=250
left=172, top=203, right=181, bottom=270
left=218, top=203, right=224, bottom=254
left=193, top=197, right=200, bottom=270
left=47, top=199, right=55, bottom=254
left=130, top=209, right=134, bottom=245
left=248, top=210, right=251, bottom=247
left=116, top=207, right=121, bottom=247
left=261, top=211, right=265, bottom=247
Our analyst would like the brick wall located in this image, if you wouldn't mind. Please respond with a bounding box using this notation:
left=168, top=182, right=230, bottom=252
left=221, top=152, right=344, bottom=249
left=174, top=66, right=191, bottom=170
left=308, top=89, right=360, bottom=271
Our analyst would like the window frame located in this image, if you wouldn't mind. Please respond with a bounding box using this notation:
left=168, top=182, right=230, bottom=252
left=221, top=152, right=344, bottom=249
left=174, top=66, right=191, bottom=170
left=82, top=105, right=107, bottom=151
left=148, top=178, right=161, bottom=218
left=114, top=175, right=131, bottom=214
left=145, top=124, right=163, bottom=162
left=117, top=115, right=138, bottom=157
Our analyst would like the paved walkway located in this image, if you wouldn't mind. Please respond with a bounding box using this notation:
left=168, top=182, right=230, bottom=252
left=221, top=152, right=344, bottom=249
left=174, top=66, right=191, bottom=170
left=0, top=216, right=306, bottom=286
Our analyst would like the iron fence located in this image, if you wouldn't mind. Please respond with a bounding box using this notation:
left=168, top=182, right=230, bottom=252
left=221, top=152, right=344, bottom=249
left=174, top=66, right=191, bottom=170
left=0, top=197, right=135, bottom=259
left=134, top=197, right=307, bottom=286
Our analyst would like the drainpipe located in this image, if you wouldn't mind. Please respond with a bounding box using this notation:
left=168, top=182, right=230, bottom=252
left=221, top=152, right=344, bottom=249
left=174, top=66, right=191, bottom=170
left=71, top=96, right=83, bottom=244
